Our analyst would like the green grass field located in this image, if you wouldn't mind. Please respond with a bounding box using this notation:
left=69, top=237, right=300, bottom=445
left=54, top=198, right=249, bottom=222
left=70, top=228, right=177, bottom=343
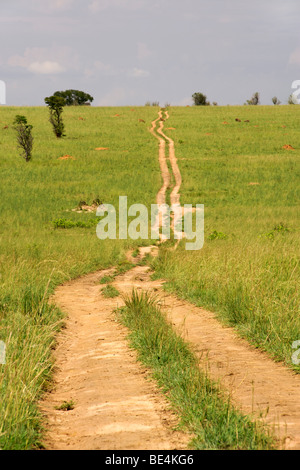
left=152, top=105, right=300, bottom=372
left=0, top=104, right=299, bottom=449
left=0, top=105, right=160, bottom=449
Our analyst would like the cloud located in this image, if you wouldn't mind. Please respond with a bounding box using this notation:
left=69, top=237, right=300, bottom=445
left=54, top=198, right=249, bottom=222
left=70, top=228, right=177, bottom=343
left=28, top=61, right=65, bottom=74
left=8, top=46, right=78, bottom=75
left=128, top=67, right=150, bottom=78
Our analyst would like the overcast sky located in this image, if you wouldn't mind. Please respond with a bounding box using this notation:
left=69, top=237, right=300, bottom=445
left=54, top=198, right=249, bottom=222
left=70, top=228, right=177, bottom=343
left=0, top=0, right=300, bottom=106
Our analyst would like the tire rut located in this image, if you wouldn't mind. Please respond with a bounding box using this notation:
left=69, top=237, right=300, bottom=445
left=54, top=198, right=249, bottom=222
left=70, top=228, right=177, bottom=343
left=40, top=263, right=190, bottom=450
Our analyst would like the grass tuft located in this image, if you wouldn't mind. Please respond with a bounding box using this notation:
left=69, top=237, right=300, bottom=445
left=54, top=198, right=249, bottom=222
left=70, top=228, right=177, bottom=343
left=117, top=290, right=276, bottom=450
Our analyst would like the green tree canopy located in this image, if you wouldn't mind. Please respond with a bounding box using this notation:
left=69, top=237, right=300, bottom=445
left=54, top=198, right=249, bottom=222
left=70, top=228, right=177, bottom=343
left=192, top=92, right=210, bottom=106
left=53, top=89, right=94, bottom=106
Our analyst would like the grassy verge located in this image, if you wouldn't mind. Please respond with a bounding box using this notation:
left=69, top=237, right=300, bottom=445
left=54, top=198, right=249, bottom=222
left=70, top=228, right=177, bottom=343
left=117, top=290, right=276, bottom=450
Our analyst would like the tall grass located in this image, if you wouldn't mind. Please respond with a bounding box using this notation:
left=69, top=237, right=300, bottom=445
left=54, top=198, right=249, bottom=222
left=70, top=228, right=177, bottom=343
left=0, top=105, right=160, bottom=449
left=118, top=290, right=275, bottom=450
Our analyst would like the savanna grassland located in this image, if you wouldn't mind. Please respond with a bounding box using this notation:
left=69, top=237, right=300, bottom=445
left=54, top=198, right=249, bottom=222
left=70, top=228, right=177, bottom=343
left=0, top=105, right=160, bottom=449
left=152, top=105, right=300, bottom=371
left=0, top=104, right=299, bottom=450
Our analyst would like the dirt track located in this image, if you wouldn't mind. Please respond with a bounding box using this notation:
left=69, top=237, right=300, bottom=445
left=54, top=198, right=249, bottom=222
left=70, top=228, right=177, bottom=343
left=40, top=258, right=190, bottom=450
left=40, top=111, right=300, bottom=450
left=150, top=111, right=170, bottom=207
left=156, top=110, right=182, bottom=206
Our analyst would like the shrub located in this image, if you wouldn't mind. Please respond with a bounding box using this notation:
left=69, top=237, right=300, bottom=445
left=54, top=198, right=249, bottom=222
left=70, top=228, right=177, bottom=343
left=288, top=94, right=297, bottom=105
left=13, top=115, right=33, bottom=162
left=44, top=95, right=66, bottom=138
left=246, top=92, right=260, bottom=106
left=192, top=92, right=210, bottom=106
left=272, top=96, right=281, bottom=105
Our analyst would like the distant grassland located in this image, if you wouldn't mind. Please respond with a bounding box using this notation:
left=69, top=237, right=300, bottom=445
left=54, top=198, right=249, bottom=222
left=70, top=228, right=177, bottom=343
left=0, top=105, right=160, bottom=449
left=152, top=105, right=300, bottom=371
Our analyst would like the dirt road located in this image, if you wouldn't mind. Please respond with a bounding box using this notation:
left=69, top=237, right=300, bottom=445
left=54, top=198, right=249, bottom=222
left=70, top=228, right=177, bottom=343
left=40, top=261, right=190, bottom=450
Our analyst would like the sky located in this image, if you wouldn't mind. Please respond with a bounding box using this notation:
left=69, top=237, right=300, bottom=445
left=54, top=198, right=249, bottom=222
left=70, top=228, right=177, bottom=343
left=0, top=0, right=300, bottom=107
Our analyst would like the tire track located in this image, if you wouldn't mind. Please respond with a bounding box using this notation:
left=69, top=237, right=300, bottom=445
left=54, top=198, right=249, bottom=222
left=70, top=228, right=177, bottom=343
left=156, top=110, right=182, bottom=207
left=40, top=263, right=189, bottom=450
left=112, top=253, right=300, bottom=451
left=149, top=111, right=170, bottom=207
left=150, top=110, right=184, bottom=241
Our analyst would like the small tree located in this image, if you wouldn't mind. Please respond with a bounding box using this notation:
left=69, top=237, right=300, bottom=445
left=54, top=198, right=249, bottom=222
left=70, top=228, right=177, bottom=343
left=192, top=92, right=210, bottom=106
left=272, top=96, right=281, bottom=105
left=13, top=115, right=33, bottom=162
left=45, top=95, right=66, bottom=138
left=53, top=89, right=94, bottom=106
left=246, top=92, right=260, bottom=105
left=288, top=94, right=296, bottom=105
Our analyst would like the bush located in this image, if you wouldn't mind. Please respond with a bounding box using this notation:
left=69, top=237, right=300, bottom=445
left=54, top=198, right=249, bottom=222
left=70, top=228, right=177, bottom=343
left=192, top=92, right=210, bottom=106
left=44, top=95, right=66, bottom=138
left=288, top=94, right=297, bottom=105
left=246, top=92, right=260, bottom=106
left=272, top=96, right=281, bottom=105
left=13, top=115, right=33, bottom=162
